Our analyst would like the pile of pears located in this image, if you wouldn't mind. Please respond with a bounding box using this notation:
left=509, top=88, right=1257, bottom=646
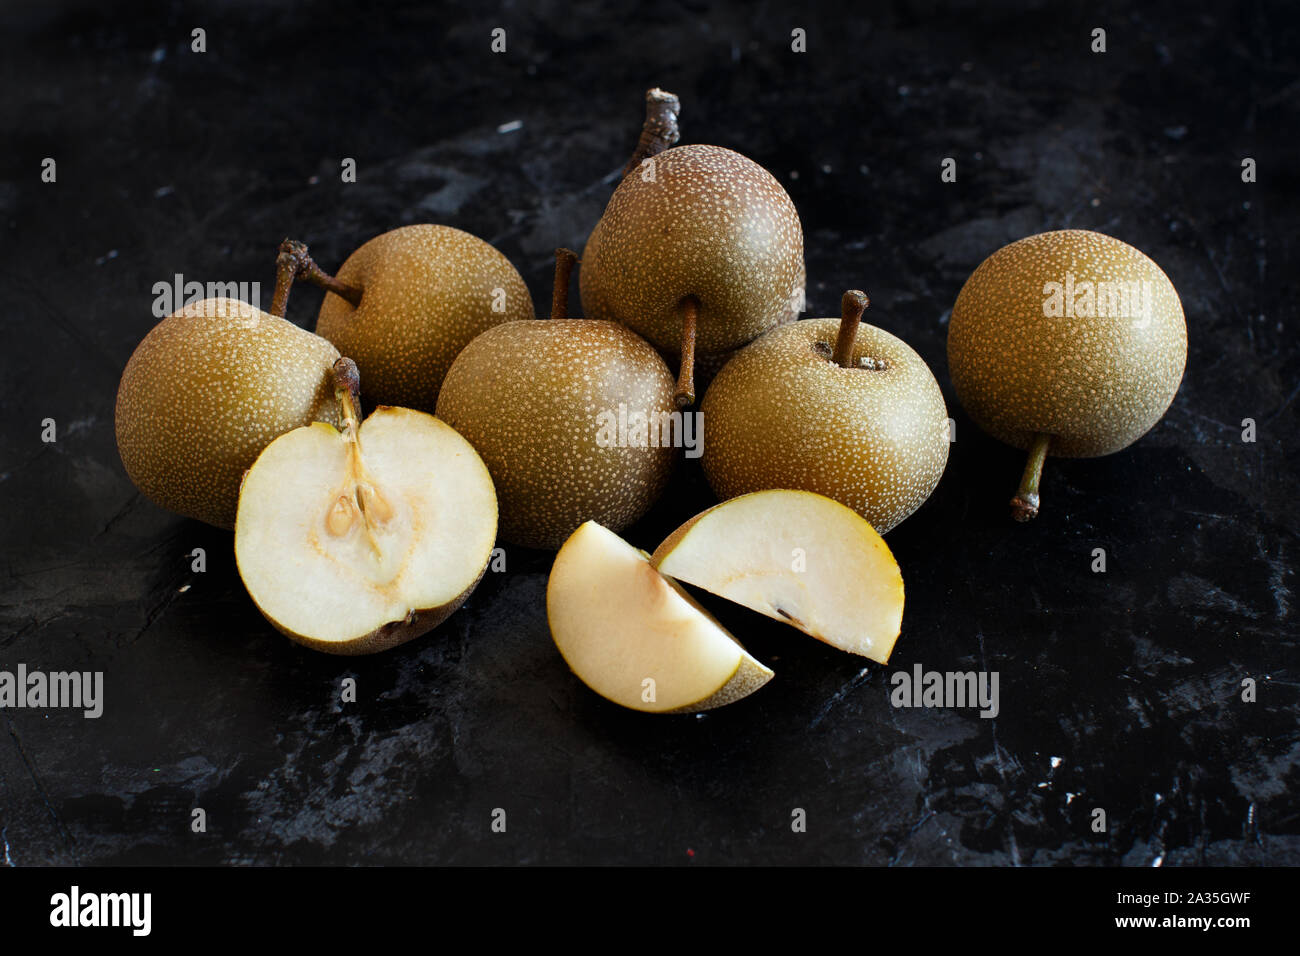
left=115, top=89, right=1186, bottom=709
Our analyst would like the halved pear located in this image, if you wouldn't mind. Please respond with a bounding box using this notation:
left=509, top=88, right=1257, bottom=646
left=235, top=359, right=497, bottom=654
left=547, top=521, right=773, bottom=713
left=651, top=490, right=904, bottom=662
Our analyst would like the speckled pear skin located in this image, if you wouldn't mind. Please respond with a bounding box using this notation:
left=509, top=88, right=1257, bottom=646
left=315, top=224, right=534, bottom=411
left=701, top=319, right=950, bottom=535
left=114, top=298, right=341, bottom=529
left=436, top=319, right=677, bottom=550
left=947, top=229, right=1187, bottom=458
left=579, top=144, right=805, bottom=355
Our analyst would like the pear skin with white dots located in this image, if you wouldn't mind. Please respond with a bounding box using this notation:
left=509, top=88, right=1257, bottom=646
left=437, top=320, right=676, bottom=549
left=436, top=249, right=677, bottom=550
left=115, top=297, right=342, bottom=529
left=946, top=229, right=1187, bottom=519
left=316, top=224, right=534, bottom=411
left=700, top=292, right=950, bottom=535
left=579, top=143, right=805, bottom=357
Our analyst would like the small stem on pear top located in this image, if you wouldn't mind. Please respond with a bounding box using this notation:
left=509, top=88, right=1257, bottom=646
left=270, top=240, right=306, bottom=318
left=831, top=290, right=870, bottom=368
left=550, top=248, right=578, bottom=320
left=333, top=357, right=363, bottom=433
left=277, top=238, right=363, bottom=309
left=623, top=88, right=681, bottom=178
left=1011, top=432, right=1052, bottom=522
left=674, top=297, right=700, bottom=409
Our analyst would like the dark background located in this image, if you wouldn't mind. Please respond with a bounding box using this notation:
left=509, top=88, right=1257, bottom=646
left=0, top=0, right=1296, bottom=866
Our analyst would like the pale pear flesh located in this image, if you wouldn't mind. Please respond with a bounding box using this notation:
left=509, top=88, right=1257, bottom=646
left=235, top=407, right=497, bottom=654
left=547, top=521, right=773, bottom=713
left=652, top=490, right=905, bottom=663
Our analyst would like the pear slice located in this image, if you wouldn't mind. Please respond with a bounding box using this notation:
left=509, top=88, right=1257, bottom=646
left=547, top=521, right=773, bottom=713
left=235, top=359, right=497, bottom=654
left=651, top=490, right=904, bottom=663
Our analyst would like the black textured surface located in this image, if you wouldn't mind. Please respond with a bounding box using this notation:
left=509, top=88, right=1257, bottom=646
left=1, top=1, right=1297, bottom=866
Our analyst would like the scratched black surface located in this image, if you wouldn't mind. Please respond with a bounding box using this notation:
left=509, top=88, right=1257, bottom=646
left=0, top=0, right=1296, bottom=866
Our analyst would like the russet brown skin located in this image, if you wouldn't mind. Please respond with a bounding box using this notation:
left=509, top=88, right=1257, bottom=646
left=115, top=298, right=341, bottom=529
left=315, top=224, right=535, bottom=412
left=437, top=250, right=677, bottom=550
left=700, top=311, right=950, bottom=536
left=946, top=229, right=1187, bottom=519
left=948, top=229, right=1187, bottom=457
left=580, top=143, right=805, bottom=362
left=436, top=319, right=676, bottom=550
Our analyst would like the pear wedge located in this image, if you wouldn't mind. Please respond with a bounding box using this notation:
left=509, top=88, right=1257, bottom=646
left=651, top=490, right=904, bottom=663
left=547, top=521, right=773, bottom=713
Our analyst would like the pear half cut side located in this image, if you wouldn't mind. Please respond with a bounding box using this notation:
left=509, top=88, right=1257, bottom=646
left=547, top=521, right=773, bottom=713
left=651, top=490, right=905, bottom=663
left=235, top=406, right=497, bottom=654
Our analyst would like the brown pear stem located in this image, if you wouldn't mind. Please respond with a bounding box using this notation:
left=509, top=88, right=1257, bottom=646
left=831, top=290, right=870, bottom=368
left=674, top=297, right=699, bottom=409
left=270, top=241, right=303, bottom=318
left=277, top=238, right=363, bottom=310
left=550, top=248, right=578, bottom=320
left=333, top=357, right=363, bottom=433
left=1011, top=432, right=1052, bottom=522
left=622, top=88, right=681, bottom=177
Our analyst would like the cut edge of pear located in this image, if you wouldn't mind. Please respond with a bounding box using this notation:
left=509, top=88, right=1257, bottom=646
left=650, top=489, right=905, bottom=664
left=257, top=562, right=490, bottom=656
left=657, top=573, right=774, bottom=713
left=659, top=653, right=774, bottom=714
